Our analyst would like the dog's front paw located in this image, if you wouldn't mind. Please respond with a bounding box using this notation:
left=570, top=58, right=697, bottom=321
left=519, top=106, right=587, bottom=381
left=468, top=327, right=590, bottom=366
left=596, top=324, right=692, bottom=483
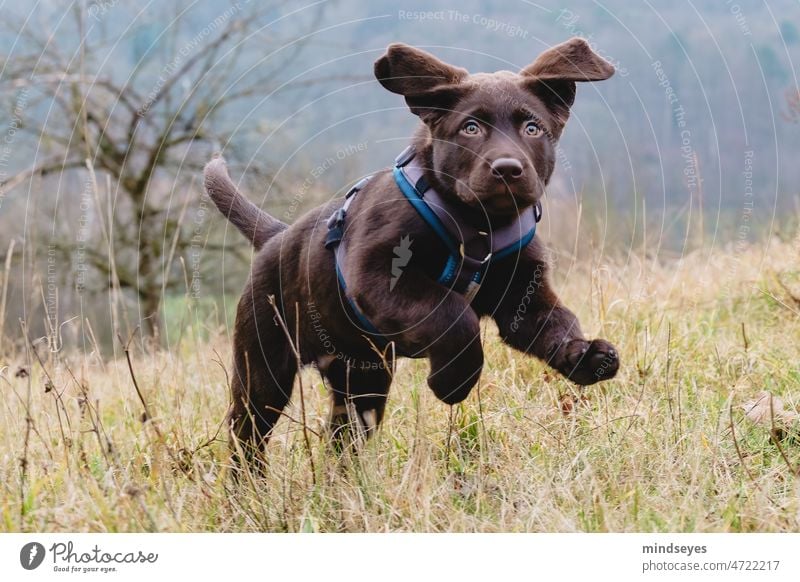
left=562, top=338, right=619, bottom=385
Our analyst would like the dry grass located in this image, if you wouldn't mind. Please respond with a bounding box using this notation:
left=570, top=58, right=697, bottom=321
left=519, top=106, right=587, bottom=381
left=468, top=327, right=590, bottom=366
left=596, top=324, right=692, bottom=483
left=2, top=238, right=800, bottom=532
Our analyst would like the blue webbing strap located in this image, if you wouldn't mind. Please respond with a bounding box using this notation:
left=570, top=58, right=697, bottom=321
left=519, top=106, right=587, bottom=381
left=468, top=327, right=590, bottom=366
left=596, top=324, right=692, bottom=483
left=325, top=147, right=541, bottom=344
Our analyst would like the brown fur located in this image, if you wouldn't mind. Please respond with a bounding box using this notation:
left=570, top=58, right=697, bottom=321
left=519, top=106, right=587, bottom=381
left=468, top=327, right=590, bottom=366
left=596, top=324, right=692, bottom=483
left=204, top=38, right=620, bottom=461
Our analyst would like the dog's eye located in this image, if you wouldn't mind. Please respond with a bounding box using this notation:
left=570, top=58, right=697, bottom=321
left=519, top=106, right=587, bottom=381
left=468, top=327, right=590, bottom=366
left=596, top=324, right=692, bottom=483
left=461, top=120, right=481, bottom=136
left=524, top=121, right=542, bottom=137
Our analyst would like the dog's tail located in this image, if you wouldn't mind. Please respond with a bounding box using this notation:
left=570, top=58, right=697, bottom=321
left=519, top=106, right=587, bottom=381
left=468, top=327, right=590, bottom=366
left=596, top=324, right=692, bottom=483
left=203, top=155, right=287, bottom=249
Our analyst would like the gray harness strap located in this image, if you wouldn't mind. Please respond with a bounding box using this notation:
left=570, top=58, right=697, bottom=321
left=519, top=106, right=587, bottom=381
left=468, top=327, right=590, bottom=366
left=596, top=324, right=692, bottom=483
left=393, top=145, right=540, bottom=301
left=323, top=146, right=541, bottom=345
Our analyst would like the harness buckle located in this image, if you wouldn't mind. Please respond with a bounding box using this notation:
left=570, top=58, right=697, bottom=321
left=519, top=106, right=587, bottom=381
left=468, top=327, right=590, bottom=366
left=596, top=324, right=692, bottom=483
left=459, top=230, right=492, bottom=265
left=326, top=207, right=346, bottom=230
left=534, top=200, right=543, bottom=223
left=394, top=145, right=416, bottom=168
left=459, top=242, right=493, bottom=265
left=347, top=176, right=371, bottom=197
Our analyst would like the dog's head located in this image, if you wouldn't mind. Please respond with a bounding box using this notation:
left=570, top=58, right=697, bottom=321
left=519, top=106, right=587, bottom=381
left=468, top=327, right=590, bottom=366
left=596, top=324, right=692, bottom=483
left=375, top=38, right=614, bottom=217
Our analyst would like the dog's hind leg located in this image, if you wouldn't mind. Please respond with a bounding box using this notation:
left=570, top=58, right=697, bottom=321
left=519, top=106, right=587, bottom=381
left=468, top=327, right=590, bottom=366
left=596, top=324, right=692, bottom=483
left=228, top=354, right=297, bottom=466
left=322, top=357, right=393, bottom=450
left=227, top=292, right=297, bottom=467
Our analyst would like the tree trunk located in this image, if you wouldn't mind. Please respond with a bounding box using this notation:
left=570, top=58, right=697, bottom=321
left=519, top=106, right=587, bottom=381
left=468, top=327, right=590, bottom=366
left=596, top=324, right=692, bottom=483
left=141, top=287, right=162, bottom=345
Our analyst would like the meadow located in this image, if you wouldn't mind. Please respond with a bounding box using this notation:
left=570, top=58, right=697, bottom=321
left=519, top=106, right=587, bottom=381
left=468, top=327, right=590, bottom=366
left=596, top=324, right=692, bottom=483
left=1, top=237, right=799, bottom=532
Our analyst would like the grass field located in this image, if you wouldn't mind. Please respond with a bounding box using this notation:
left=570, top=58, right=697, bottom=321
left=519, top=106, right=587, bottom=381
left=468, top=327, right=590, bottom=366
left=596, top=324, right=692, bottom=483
left=2, top=237, right=799, bottom=532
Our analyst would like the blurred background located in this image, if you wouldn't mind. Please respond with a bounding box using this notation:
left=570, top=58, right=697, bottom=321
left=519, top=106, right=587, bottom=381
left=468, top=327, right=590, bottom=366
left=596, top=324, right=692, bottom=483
left=0, top=0, right=798, bottom=354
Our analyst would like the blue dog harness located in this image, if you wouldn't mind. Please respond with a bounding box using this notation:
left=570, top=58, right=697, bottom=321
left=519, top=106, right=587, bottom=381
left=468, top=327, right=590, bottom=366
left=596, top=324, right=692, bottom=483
left=324, top=145, right=541, bottom=346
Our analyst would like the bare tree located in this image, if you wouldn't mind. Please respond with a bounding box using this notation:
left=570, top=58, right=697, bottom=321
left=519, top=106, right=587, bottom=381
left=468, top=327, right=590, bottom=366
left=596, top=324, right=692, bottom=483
left=0, top=2, right=328, bottom=341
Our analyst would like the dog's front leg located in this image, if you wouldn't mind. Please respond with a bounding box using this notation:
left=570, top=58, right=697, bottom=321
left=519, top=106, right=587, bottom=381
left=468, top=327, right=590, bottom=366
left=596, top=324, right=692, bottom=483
left=491, top=260, right=619, bottom=385
left=353, top=274, right=483, bottom=405
left=424, top=305, right=483, bottom=405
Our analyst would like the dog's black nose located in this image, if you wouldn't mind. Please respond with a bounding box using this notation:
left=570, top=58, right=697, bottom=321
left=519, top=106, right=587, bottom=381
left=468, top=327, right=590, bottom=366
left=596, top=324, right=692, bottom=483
left=490, top=158, right=524, bottom=181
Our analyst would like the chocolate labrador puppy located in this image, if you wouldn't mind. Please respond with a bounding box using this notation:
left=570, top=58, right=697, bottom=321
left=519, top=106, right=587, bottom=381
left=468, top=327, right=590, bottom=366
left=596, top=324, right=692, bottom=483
left=204, top=38, right=619, bottom=460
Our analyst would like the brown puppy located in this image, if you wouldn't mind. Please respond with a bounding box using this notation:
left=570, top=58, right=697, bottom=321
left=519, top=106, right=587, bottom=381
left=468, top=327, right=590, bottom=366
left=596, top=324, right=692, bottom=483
left=204, top=38, right=619, bottom=460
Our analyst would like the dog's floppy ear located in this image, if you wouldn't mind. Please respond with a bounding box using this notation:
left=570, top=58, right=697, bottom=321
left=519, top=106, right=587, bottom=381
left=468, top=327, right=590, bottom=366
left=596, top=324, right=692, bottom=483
left=375, top=43, right=469, bottom=121
left=521, top=38, right=614, bottom=131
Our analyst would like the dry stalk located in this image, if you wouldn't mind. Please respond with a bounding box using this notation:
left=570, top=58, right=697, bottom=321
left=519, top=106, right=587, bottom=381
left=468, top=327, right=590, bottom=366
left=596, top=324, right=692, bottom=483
left=119, top=329, right=195, bottom=482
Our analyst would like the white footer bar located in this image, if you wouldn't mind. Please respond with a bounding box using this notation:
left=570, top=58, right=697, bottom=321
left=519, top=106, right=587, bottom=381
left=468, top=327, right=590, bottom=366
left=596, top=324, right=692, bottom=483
left=1, top=533, right=797, bottom=581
